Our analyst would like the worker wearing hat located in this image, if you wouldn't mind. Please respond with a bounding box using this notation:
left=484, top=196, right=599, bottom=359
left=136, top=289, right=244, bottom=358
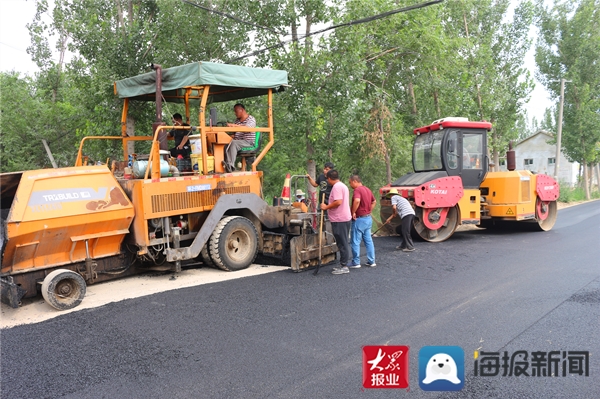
left=296, top=188, right=306, bottom=202
left=293, top=188, right=309, bottom=212
left=294, top=189, right=308, bottom=205
left=385, top=188, right=416, bottom=252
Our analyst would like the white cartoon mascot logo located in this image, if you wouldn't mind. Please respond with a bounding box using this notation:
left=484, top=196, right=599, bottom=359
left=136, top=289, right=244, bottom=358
left=422, top=353, right=461, bottom=384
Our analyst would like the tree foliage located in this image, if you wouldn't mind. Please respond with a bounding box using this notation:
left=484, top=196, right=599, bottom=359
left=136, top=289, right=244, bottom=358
left=1, top=0, right=578, bottom=203
left=535, top=0, right=600, bottom=197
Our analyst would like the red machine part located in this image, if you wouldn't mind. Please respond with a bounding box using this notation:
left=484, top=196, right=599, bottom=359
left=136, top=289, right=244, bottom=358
left=380, top=187, right=414, bottom=199
left=536, top=200, right=550, bottom=221
left=414, top=176, right=464, bottom=208
left=421, top=207, right=450, bottom=230
left=413, top=120, right=492, bottom=135
left=535, top=174, right=560, bottom=201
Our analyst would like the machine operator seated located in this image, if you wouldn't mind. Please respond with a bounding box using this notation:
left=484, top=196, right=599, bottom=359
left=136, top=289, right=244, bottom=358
left=222, top=103, right=256, bottom=173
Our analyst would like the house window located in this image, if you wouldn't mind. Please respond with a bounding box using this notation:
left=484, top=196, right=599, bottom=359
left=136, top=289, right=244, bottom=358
left=548, top=157, right=556, bottom=165
left=524, top=158, right=533, bottom=166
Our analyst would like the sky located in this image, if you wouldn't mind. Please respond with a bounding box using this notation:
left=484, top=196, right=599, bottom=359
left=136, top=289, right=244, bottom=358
left=0, top=0, right=554, bottom=123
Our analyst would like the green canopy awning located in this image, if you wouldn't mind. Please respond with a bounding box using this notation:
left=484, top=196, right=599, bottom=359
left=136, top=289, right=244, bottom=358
left=114, top=61, right=288, bottom=103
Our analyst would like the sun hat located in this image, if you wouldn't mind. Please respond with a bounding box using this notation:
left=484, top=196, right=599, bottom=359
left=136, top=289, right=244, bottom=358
left=295, top=189, right=305, bottom=196
left=386, top=188, right=399, bottom=198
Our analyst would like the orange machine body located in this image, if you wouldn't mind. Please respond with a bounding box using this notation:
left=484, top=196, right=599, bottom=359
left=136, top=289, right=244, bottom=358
left=2, top=166, right=134, bottom=275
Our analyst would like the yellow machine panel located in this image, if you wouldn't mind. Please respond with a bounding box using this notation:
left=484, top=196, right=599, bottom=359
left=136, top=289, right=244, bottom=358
left=457, top=188, right=481, bottom=223
left=1, top=166, right=134, bottom=274
left=480, top=170, right=537, bottom=220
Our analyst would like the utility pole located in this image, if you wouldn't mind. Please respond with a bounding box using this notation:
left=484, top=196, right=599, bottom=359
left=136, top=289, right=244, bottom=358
left=42, top=139, right=58, bottom=169
left=554, top=78, right=570, bottom=181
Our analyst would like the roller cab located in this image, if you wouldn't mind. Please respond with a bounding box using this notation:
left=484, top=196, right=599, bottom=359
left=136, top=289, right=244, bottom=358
left=379, top=118, right=559, bottom=241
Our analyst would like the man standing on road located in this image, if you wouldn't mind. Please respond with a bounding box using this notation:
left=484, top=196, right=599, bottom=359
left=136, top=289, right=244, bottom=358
left=320, top=169, right=352, bottom=275
left=348, top=175, right=376, bottom=268
left=386, top=188, right=416, bottom=252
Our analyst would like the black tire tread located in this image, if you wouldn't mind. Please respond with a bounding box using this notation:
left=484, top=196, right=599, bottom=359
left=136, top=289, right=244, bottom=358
left=200, top=244, right=215, bottom=267
left=209, top=216, right=258, bottom=271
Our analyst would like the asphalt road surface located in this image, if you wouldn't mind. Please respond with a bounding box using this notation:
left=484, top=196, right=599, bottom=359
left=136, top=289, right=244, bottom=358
left=1, top=201, right=599, bottom=398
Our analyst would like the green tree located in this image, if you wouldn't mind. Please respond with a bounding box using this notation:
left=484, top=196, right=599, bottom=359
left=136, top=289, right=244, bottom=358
left=248, top=0, right=370, bottom=199
left=439, top=0, right=535, bottom=169
left=0, top=70, right=84, bottom=172
left=9, top=0, right=541, bottom=204
left=1, top=72, right=45, bottom=172
left=536, top=0, right=600, bottom=198
left=23, top=0, right=262, bottom=165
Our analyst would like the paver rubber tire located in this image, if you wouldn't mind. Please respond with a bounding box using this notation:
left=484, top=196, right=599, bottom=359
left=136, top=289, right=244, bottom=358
left=209, top=216, right=258, bottom=271
left=200, top=244, right=216, bottom=268
left=41, top=269, right=86, bottom=310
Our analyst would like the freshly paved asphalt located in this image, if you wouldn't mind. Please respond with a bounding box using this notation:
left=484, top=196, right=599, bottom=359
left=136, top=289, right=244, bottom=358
left=1, top=201, right=599, bottom=399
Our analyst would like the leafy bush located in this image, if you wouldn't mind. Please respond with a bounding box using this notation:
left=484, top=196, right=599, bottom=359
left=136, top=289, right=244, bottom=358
left=558, top=182, right=600, bottom=202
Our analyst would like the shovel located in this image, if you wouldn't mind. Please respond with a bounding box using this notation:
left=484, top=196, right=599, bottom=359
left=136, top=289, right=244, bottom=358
left=371, top=216, right=393, bottom=237
left=313, top=193, right=326, bottom=276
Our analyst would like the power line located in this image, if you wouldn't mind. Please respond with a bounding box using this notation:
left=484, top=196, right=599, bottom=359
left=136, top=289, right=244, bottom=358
left=0, top=42, right=29, bottom=53
left=181, top=0, right=283, bottom=35
left=229, top=0, right=444, bottom=62
left=181, top=0, right=444, bottom=62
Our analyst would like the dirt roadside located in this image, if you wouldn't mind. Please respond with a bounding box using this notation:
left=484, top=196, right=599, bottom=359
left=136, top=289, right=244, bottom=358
left=1, top=264, right=288, bottom=329
left=556, top=200, right=594, bottom=210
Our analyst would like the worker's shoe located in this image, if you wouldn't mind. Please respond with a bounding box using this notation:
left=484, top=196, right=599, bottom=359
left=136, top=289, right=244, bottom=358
left=348, top=263, right=361, bottom=269
left=402, top=247, right=415, bottom=252
left=222, top=161, right=233, bottom=173
left=332, top=266, right=349, bottom=275
left=365, top=262, right=376, bottom=267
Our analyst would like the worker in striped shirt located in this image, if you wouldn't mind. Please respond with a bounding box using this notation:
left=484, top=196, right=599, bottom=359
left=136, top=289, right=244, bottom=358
left=224, top=103, right=256, bottom=172
left=385, top=188, right=416, bottom=252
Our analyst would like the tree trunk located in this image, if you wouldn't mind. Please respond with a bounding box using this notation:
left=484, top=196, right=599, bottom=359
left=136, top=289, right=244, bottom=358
left=583, top=160, right=590, bottom=199
left=306, top=124, right=316, bottom=211
left=462, top=12, right=484, bottom=119
left=304, top=14, right=312, bottom=59
left=379, top=117, right=392, bottom=184
left=433, top=90, right=441, bottom=118
left=491, top=129, right=499, bottom=172
left=596, top=163, right=600, bottom=192
left=127, top=116, right=135, bottom=156
left=586, top=165, right=591, bottom=194
left=328, top=111, right=333, bottom=161
left=116, top=1, right=125, bottom=36
left=432, top=66, right=441, bottom=118
left=587, top=164, right=594, bottom=197
left=128, top=0, right=133, bottom=23
left=486, top=143, right=493, bottom=171
left=408, top=80, right=417, bottom=115
left=52, top=34, right=68, bottom=103
left=289, top=0, right=297, bottom=41
left=307, top=159, right=316, bottom=212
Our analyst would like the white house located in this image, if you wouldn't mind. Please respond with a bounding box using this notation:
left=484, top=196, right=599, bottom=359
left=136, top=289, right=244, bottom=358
left=499, top=130, right=579, bottom=186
